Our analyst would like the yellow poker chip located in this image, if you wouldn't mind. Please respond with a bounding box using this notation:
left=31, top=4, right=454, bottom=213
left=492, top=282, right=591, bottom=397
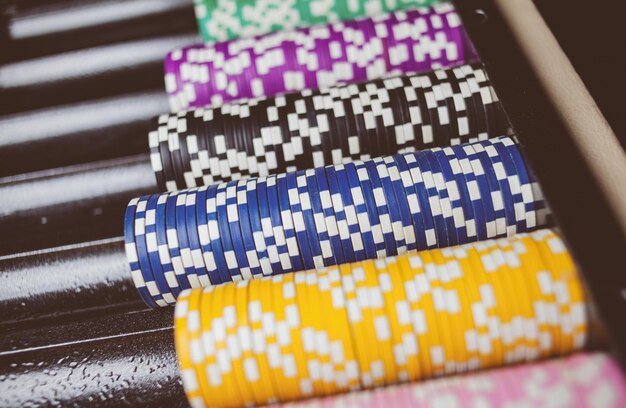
left=533, top=230, right=575, bottom=355
left=374, top=257, right=420, bottom=383
left=509, top=234, right=552, bottom=360
left=338, top=262, right=373, bottom=389
left=350, top=261, right=389, bottom=387
left=328, top=267, right=361, bottom=390
left=486, top=240, right=527, bottom=365
left=174, top=289, right=206, bottom=408
left=315, top=269, right=346, bottom=392
left=447, top=245, right=485, bottom=370
left=422, top=248, right=458, bottom=376
left=233, top=280, right=259, bottom=406
left=546, top=231, right=588, bottom=353
left=207, top=285, right=242, bottom=406
left=486, top=239, right=524, bottom=364
left=246, top=278, right=280, bottom=405
left=362, top=259, right=397, bottom=385
left=475, top=240, right=517, bottom=365
left=195, top=287, right=217, bottom=408
left=269, top=274, right=301, bottom=401
left=281, top=272, right=314, bottom=399
left=431, top=247, right=470, bottom=374
left=306, top=269, right=337, bottom=395
left=500, top=237, right=538, bottom=362
left=186, top=287, right=209, bottom=408
left=549, top=235, right=588, bottom=351
left=199, top=285, right=221, bottom=407
left=259, top=276, right=289, bottom=403
left=293, top=271, right=323, bottom=396
left=495, top=236, right=540, bottom=362
left=327, top=265, right=362, bottom=391
left=268, top=275, right=290, bottom=397
left=318, top=266, right=361, bottom=392
left=529, top=230, right=566, bottom=356
left=218, top=282, right=247, bottom=407
left=519, top=233, right=561, bottom=359
left=396, top=252, right=439, bottom=379
left=464, top=244, right=504, bottom=368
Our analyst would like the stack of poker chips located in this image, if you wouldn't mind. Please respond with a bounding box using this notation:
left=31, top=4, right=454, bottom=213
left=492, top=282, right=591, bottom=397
left=174, top=230, right=588, bottom=407
left=168, top=5, right=470, bottom=111
left=154, top=63, right=507, bottom=192
left=193, top=0, right=447, bottom=43
left=283, top=353, right=626, bottom=408
left=127, top=136, right=549, bottom=308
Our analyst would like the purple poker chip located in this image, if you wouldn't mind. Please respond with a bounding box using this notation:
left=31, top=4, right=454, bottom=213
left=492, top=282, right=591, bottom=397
left=166, top=6, right=472, bottom=112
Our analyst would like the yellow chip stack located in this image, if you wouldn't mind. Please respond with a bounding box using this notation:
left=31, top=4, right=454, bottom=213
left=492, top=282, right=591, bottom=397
left=175, top=229, right=588, bottom=407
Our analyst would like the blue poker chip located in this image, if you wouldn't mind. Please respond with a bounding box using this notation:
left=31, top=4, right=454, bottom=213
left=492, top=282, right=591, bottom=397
left=490, top=138, right=529, bottom=233
left=306, top=168, right=340, bottom=266
left=371, top=157, right=409, bottom=254
left=145, top=194, right=176, bottom=305
left=245, top=178, right=272, bottom=276
left=313, top=166, right=345, bottom=266
left=477, top=139, right=517, bottom=236
left=295, top=170, right=325, bottom=269
left=165, top=192, right=192, bottom=290
left=184, top=188, right=211, bottom=286
left=390, top=154, right=428, bottom=251
left=398, top=153, right=441, bottom=249
left=216, top=182, right=242, bottom=281
left=286, top=171, right=316, bottom=270
left=277, top=173, right=305, bottom=272
left=433, top=147, right=477, bottom=244
left=267, top=175, right=293, bottom=273
left=335, top=163, right=369, bottom=262
left=414, top=151, right=450, bottom=248
left=382, top=156, right=418, bottom=253
left=363, top=158, right=398, bottom=256
left=155, top=193, right=182, bottom=297
left=175, top=191, right=201, bottom=288
left=225, top=182, right=252, bottom=281
left=445, top=144, right=491, bottom=241
left=352, top=160, right=387, bottom=258
left=134, top=195, right=165, bottom=306
left=421, top=150, right=459, bottom=247
left=325, top=163, right=357, bottom=263
left=195, top=185, right=223, bottom=285
left=496, top=137, right=539, bottom=231
left=504, top=139, right=539, bottom=229
left=466, top=142, right=508, bottom=237
left=236, top=180, right=264, bottom=278
left=205, top=184, right=232, bottom=283
left=464, top=142, right=506, bottom=237
left=124, top=197, right=158, bottom=308
left=255, top=177, right=282, bottom=275
left=343, top=162, right=378, bottom=260
left=400, top=153, right=439, bottom=249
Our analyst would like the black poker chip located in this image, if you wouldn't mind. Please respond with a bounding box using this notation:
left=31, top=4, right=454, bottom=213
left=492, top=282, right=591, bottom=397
left=149, top=63, right=508, bottom=191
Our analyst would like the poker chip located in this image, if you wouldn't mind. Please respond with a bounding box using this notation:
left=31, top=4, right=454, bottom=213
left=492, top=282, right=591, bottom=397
left=130, top=137, right=552, bottom=306
left=153, top=63, right=508, bottom=191
left=181, top=6, right=467, bottom=110
left=124, top=197, right=157, bottom=309
left=280, top=352, right=626, bottom=408
left=134, top=195, right=168, bottom=307
left=174, top=230, right=589, bottom=405
left=193, top=0, right=450, bottom=43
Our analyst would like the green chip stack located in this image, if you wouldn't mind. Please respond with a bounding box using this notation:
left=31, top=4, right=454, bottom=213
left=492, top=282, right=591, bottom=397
left=194, top=0, right=446, bottom=42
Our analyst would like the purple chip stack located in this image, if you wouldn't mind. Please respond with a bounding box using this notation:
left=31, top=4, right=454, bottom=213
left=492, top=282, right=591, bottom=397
left=165, top=3, right=475, bottom=112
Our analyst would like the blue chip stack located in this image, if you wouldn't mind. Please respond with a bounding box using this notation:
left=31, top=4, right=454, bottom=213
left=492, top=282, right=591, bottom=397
left=125, top=136, right=549, bottom=307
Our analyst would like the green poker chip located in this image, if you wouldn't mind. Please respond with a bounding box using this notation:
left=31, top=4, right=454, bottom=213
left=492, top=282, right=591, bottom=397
left=194, top=0, right=446, bottom=43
